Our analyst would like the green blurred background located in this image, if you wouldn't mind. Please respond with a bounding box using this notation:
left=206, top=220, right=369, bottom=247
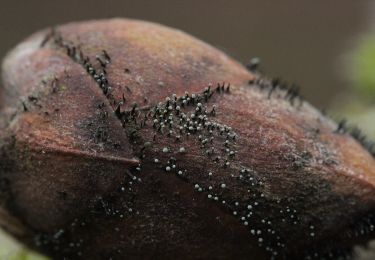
left=0, top=0, right=374, bottom=259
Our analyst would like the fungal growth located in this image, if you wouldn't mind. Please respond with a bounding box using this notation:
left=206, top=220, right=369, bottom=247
left=0, top=19, right=374, bottom=260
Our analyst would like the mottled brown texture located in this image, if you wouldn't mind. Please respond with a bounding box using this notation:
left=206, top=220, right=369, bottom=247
left=0, top=19, right=374, bottom=259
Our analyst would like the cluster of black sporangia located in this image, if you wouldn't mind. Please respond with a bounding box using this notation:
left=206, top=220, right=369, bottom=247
left=246, top=60, right=375, bottom=159
left=336, top=119, right=375, bottom=157
left=45, top=29, right=114, bottom=100
left=122, top=89, right=288, bottom=258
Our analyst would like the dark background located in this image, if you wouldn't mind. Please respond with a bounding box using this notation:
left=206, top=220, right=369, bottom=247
left=0, top=0, right=373, bottom=107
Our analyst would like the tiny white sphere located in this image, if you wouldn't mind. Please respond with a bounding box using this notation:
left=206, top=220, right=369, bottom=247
left=221, top=183, right=226, bottom=188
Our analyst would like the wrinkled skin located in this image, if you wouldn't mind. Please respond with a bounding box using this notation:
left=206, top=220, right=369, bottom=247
left=0, top=19, right=374, bottom=259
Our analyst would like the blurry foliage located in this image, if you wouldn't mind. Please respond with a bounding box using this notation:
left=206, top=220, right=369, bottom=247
left=341, top=34, right=375, bottom=139
left=351, top=35, right=375, bottom=100
left=0, top=231, right=48, bottom=260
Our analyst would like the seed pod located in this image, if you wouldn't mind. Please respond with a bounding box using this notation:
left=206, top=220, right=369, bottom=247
left=0, top=19, right=374, bottom=259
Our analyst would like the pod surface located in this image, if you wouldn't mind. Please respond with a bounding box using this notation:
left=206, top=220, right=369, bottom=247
left=0, top=19, right=374, bottom=259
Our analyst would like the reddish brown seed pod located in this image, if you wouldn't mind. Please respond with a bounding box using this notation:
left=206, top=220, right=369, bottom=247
left=0, top=19, right=374, bottom=259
